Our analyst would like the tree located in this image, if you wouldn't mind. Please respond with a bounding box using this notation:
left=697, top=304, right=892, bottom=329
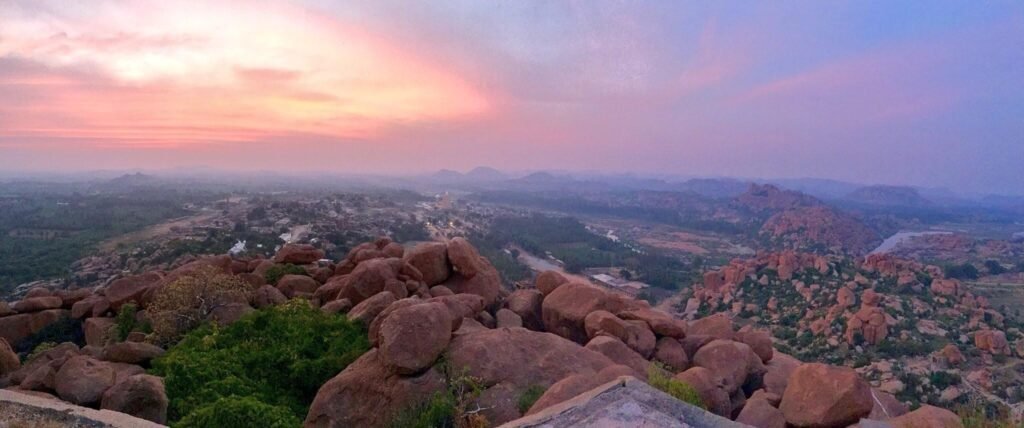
left=148, top=267, right=255, bottom=343
left=984, top=260, right=1006, bottom=275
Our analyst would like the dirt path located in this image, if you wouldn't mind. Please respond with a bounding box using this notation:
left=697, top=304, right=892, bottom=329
left=98, top=211, right=219, bottom=252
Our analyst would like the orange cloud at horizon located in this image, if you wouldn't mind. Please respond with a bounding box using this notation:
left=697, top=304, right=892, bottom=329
left=0, top=0, right=489, bottom=148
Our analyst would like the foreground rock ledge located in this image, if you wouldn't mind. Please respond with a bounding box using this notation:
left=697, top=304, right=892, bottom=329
left=0, top=388, right=165, bottom=428
left=500, top=376, right=749, bottom=428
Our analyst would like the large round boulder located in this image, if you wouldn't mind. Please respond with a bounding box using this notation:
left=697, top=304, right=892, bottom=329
left=276, top=274, right=319, bottom=298
left=273, top=243, right=324, bottom=264
left=583, top=335, right=650, bottom=377
left=0, top=338, right=20, bottom=377
left=526, top=364, right=636, bottom=415
left=305, top=350, right=446, bottom=428
left=402, top=242, right=450, bottom=286
left=736, top=397, right=786, bottom=428
left=54, top=356, right=117, bottom=406
left=378, top=302, right=453, bottom=375
left=446, top=237, right=483, bottom=278
left=617, top=308, right=687, bottom=339
left=505, top=289, right=544, bottom=331
left=688, top=313, right=734, bottom=340
left=105, top=272, right=163, bottom=310
left=338, top=258, right=401, bottom=305
left=347, top=291, right=397, bottom=326
left=535, top=270, right=569, bottom=296
left=779, top=363, right=873, bottom=428
left=691, top=339, right=763, bottom=394
left=11, top=296, right=64, bottom=313
left=674, top=367, right=731, bottom=417
left=446, top=327, right=616, bottom=424
left=100, top=374, right=168, bottom=424
left=542, top=283, right=639, bottom=344
left=890, top=405, right=963, bottom=428
left=252, top=284, right=287, bottom=308
left=653, top=337, right=689, bottom=372
left=441, top=260, right=502, bottom=307
left=100, top=342, right=165, bottom=365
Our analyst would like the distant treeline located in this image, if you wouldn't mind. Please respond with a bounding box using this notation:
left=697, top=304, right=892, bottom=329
left=472, top=191, right=750, bottom=235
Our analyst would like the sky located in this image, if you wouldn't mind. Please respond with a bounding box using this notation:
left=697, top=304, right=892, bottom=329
left=1, top=1, right=1022, bottom=194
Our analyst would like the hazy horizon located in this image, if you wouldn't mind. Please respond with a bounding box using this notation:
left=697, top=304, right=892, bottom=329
left=2, top=1, right=1023, bottom=194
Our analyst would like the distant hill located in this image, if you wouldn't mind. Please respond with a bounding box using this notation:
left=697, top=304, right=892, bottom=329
left=733, top=184, right=822, bottom=214
left=465, top=166, right=508, bottom=181
left=677, top=178, right=752, bottom=198
left=431, top=169, right=464, bottom=181
left=845, top=185, right=931, bottom=207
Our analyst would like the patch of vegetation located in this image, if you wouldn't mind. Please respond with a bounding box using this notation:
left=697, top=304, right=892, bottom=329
left=517, top=385, right=546, bottom=414
left=13, top=316, right=84, bottom=354
left=115, top=303, right=139, bottom=341
left=0, top=189, right=199, bottom=291
left=25, top=342, right=57, bottom=362
left=944, top=262, right=979, bottom=280
left=648, top=364, right=704, bottom=409
left=264, top=263, right=309, bottom=285
left=148, top=267, right=256, bottom=343
left=957, top=399, right=1020, bottom=428
left=150, top=300, right=370, bottom=425
left=176, top=396, right=302, bottom=428
left=390, top=360, right=488, bottom=428
left=484, top=214, right=692, bottom=289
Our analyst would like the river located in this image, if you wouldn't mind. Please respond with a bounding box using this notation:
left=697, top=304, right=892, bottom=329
left=870, top=231, right=952, bottom=254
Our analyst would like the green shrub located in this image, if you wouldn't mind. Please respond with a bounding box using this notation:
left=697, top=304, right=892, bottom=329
left=389, top=392, right=457, bottom=428
left=14, top=316, right=84, bottom=354
left=647, top=364, right=704, bottom=409
left=116, top=303, right=138, bottom=341
left=264, top=264, right=308, bottom=285
left=176, top=396, right=301, bottom=428
left=389, top=360, right=488, bottom=428
left=25, top=342, right=57, bottom=362
left=517, top=385, right=546, bottom=414
left=150, top=300, right=369, bottom=424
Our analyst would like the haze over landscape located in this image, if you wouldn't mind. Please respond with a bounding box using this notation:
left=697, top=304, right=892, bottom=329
left=4, top=2, right=1024, bottom=428
left=2, top=1, right=1023, bottom=194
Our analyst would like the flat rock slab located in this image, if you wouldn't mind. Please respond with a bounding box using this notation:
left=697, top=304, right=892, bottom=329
left=0, top=389, right=165, bottom=428
left=501, top=376, right=751, bottom=428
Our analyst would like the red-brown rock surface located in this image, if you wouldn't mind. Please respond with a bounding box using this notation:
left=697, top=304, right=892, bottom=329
left=779, top=363, right=873, bottom=428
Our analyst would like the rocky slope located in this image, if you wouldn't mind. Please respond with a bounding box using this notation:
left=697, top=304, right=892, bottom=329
left=683, top=251, right=1024, bottom=415
left=734, top=184, right=881, bottom=254
left=0, top=238, right=970, bottom=427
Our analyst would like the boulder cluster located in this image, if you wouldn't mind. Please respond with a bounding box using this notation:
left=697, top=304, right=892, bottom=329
left=299, top=239, right=963, bottom=428
left=0, top=284, right=170, bottom=424
left=0, top=338, right=167, bottom=424
left=1, top=238, right=970, bottom=428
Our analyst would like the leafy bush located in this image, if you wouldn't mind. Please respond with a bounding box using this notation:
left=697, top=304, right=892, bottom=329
left=517, top=385, right=546, bottom=414
left=389, top=361, right=488, bottom=428
left=944, top=263, right=979, bottom=280
left=25, top=342, right=57, bottom=362
left=150, top=300, right=370, bottom=424
left=984, top=260, right=1006, bottom=275
left=14, top=316, right=84, bottom=354
left=929, top=371, right=961, bottom=390
left=148, top=267, right=255, bottom=343
left=264, top=264, right=308, bottom=285
left=389, top=392, right=458, bottom=428
left=115, top=303, right=138, bottom=341
left=648, top=364, right=704, bottom=409
left=176, top=396, right=300, bottom=428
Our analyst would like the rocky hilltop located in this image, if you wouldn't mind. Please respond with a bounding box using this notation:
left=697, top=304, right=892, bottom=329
left=734, top=184, right=880, bottom=254
left=687, top=251, right=1023, bottom=416
left=1, top=238, right=969, bottom=427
